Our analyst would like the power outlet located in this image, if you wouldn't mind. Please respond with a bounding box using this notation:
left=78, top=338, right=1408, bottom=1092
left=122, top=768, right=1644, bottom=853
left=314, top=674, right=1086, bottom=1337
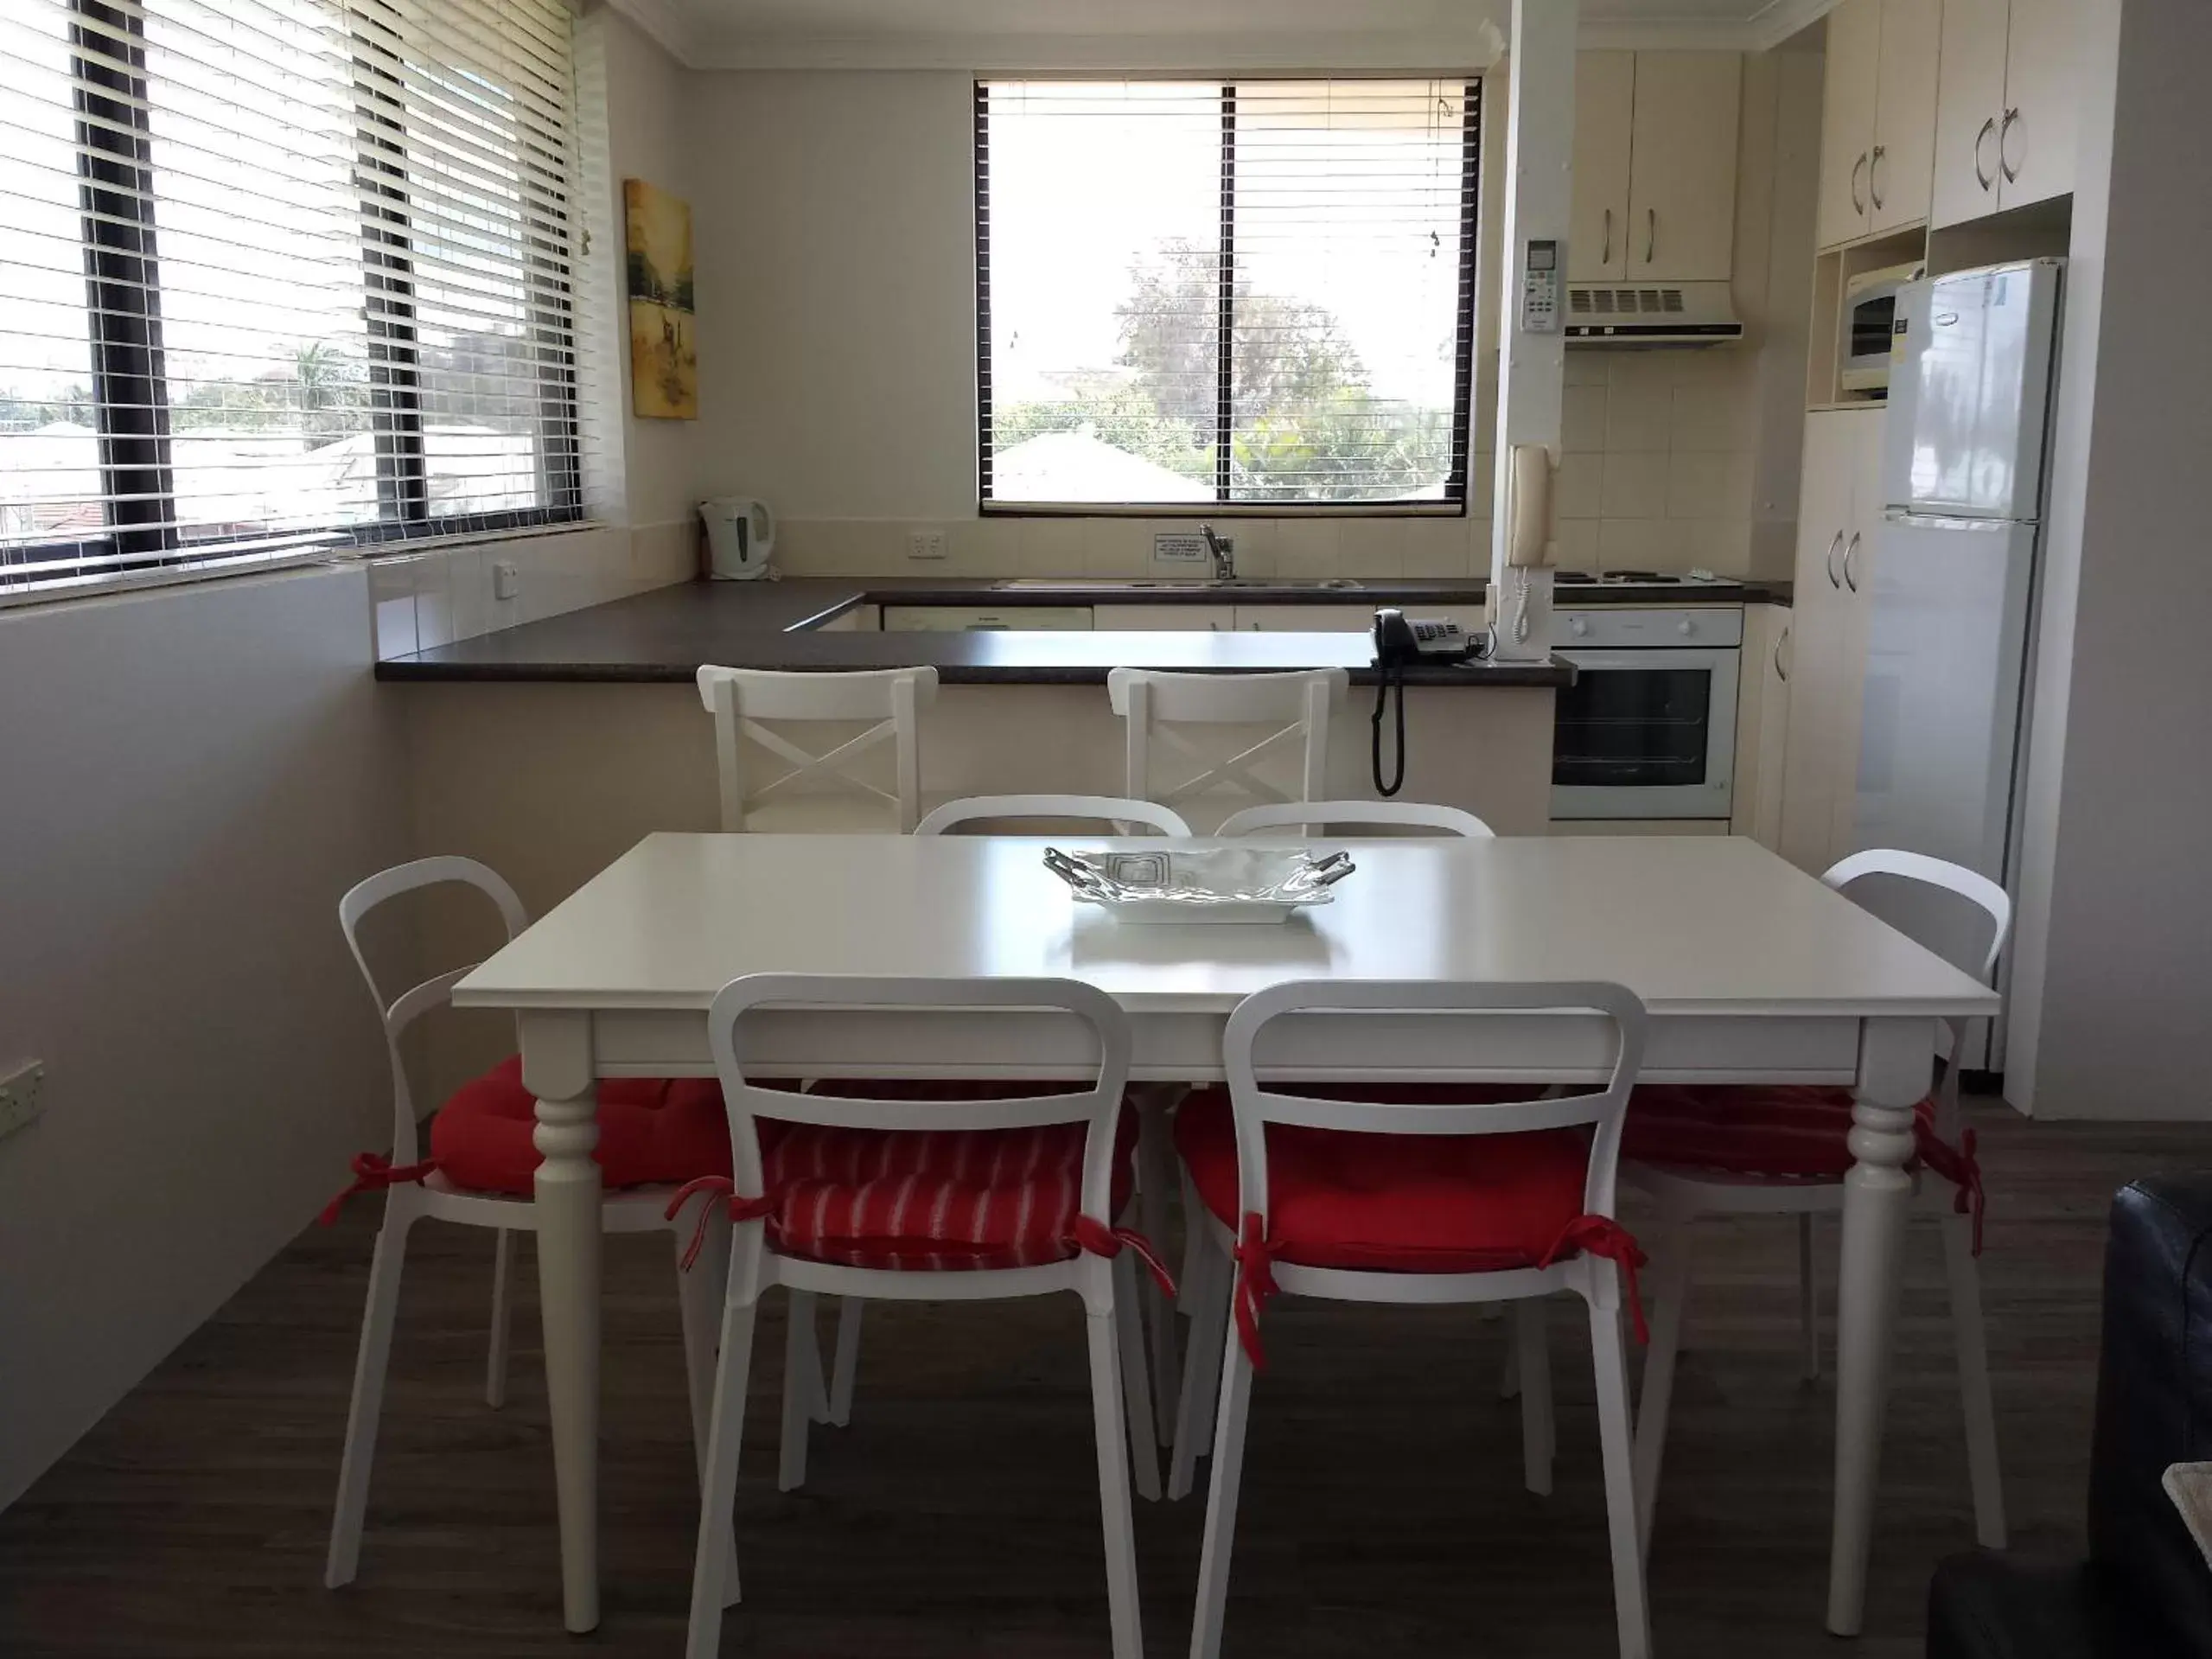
left=492, top=558, right=520, bottom=600
left=906, top=529, right=948, bottom=562
left=0, top=1060, right=45, bottom=1143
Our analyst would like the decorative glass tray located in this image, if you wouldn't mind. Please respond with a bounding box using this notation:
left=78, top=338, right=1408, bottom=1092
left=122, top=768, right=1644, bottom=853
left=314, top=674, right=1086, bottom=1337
left=1042, top=845, right=1353, bottom=924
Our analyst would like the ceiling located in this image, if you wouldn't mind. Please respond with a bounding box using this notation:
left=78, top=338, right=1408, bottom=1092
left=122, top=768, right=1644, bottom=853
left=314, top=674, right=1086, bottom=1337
left=613, top=0, right=1837, bottom=70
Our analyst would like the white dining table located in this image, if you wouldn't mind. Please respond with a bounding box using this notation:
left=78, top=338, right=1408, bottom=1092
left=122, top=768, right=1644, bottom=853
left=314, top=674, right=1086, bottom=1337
left=454, top=830, right=1998, bottom=1638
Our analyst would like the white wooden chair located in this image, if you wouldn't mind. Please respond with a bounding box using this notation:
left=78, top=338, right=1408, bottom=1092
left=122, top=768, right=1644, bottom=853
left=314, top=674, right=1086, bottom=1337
left=1624, top=848, right=2011, bottom=1556
left=915, top=794, right=1192, bottom=838
left=679, top=974, right=1165, bottom=1659
left=1175, top=979, right=1654, bottom=1659
left=696, top=666, right=936, bottom=833
left=1106, top=667, right=1345, bottom=831
left=324, top=857, right=732, bottom=1589
left=781, top=793, right=1193, bottom=1481
left=1216, top=799, right=1495, bottom=839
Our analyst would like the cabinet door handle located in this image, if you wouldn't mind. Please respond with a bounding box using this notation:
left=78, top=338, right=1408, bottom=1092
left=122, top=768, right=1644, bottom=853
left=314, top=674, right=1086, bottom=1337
left=1999, top=107, right=2022, bottom=183
left=1644, top=207, right=1656, bottom=265
left=1602, top=207, right=1613, bottom=267
left=1851, top=150, right=1868, bottom=214
left=1973, top=116, right=1998, bottom=191
left=1869, top=144, right=1886, bottom=212
left=1842, top=531, right=1862, bottom=593
left=1825, top=531, right=1844, bottom=590
left=1774, top=624, right=1791, bottom=684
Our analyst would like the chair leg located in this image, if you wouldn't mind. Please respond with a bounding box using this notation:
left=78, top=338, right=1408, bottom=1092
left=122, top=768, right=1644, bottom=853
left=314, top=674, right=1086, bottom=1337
left=676, top=1211, right=730, bottom=1467
left=1189, top=1324, right=1257, bottom=1659
left=1138, top=1094, right=1182, bottom=1439
left=1590, top=1297, right=1654, bottom=1659
left=1086, top=1297, right=1146, bottom=1659
left=1800, top=1213, right=1821, bottom=1381
left=685, top=1298, right=759, bottom=1659
left=326, top=1209, right=415, bottom=1588
left=1169, top=1228, right=1230, bottom=1502
left=1112, top=1252, right=1163, bottom=1501
left=1632, top=1224, right=1693, bottom=1558
left=779, top=1289, right=817, bottom=1492
left=1516, top=1298, right=1556, bottom=1496
left=1941, top=1210, right=2008, bottom=1548
left=1497, top=1311, right=1521, bottom=1400
left=485, top=1228, right=515, bottom=1409
left=824, top=1298, right=862, bottom=1427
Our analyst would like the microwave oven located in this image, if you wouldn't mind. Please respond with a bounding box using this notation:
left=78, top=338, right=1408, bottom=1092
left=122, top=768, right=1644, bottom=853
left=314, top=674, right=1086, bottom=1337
left=1839, top=260, right=1925, bottom=394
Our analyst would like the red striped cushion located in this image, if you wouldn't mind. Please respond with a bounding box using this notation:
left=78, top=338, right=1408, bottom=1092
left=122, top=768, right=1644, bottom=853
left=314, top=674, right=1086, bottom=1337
left=430, top=1055, right=736, bottom=1194
left=1173, top=1086, right=1592, bottom=1273
left=1622, top=1084, right=1940, bottom=1179
left=758, top=1082, right=1139, bottom=1272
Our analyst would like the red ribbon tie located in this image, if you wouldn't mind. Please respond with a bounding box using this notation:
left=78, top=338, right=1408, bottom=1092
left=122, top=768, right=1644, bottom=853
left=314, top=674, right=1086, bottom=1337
left=1539, top=1215, right=1650, bottom=1343
left=1231, top=1212, right=1280, bottom=1369
left=1916, top=1121, right=1986, bottom=1255
left=1069, top=1215, right=1177, bottom=1298
left=665, top=1175, right=779, bottom=1271
left=318, top=1152, right=437, bottom=1226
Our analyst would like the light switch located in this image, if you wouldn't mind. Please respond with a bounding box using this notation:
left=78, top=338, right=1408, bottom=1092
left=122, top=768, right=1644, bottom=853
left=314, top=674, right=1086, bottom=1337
left=492, top=558, right=520, bottom=600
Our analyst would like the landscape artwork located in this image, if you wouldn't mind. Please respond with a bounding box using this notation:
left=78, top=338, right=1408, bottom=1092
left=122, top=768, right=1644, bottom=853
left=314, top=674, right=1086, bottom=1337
left=624, top=178, right=697, bottom=419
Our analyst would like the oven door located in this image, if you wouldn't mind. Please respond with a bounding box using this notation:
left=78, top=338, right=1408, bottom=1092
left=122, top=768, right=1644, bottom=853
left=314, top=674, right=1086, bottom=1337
left=1550, top=647, right=1739, bottom=820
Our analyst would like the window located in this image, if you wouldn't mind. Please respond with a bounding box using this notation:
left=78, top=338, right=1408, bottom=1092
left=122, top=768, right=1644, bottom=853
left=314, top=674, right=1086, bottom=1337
left=0, top=0, right=582, bottom=597
left=975, top=78, right=1479, bottom=512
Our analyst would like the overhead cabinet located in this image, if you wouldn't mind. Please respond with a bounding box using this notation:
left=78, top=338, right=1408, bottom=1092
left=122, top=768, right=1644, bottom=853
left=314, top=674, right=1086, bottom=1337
left=1932, top=0, right=2080, bottom=228
left=1817, top=0, right=1943, bottom=249
left=1569, top=51, right=1743, bottom=284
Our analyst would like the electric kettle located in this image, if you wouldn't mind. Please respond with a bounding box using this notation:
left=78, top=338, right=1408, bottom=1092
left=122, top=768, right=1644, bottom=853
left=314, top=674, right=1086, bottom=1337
left=699, top=497, right=775, bottom=580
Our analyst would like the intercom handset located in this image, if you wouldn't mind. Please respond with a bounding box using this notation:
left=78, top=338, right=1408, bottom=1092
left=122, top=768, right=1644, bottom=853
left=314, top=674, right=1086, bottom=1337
left=1370, top=608, right=1489, bottom=797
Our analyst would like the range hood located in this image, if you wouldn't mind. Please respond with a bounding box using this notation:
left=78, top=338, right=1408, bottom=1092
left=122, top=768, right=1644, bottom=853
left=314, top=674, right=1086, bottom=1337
left=1564, top=281, right=1743, bottom=348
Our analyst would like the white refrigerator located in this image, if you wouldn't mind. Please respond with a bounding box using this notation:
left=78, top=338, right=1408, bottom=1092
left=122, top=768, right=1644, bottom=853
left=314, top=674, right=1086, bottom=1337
left=1852, top=258, right=2064, bottom=1070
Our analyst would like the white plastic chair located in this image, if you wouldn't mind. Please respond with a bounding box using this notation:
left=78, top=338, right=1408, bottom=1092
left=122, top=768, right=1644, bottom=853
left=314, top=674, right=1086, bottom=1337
left=915, top=794, right=1193, bottom=838
left=1625, top=847, right=2012, bottom=1555
left=681, top=974, right=1161, bottom=1659
left=1178, top=980, right=1654, bottom=1659
left=1216, top=799, right=1495, bottom=839
left=1106, top=667, right=1345, bottom=830
left=696, top=665, right=937, bottom=833
left=325, top=857, right=732, bottom=1590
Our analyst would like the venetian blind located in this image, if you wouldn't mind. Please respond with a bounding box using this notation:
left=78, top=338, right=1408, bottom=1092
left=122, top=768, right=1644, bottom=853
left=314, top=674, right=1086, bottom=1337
left=0, top=0, right=583, bottom=596
left=975, top=78, right=1479, bottom=510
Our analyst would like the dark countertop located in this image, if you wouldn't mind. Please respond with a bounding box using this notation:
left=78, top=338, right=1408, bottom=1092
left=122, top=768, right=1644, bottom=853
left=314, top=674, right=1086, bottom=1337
left=375, top=572, right=1791, bottom=688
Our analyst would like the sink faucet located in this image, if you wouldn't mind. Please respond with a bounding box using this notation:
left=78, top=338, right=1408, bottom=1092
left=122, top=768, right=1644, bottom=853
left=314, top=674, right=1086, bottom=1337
left=1199, top=523, right=1235, bottom=580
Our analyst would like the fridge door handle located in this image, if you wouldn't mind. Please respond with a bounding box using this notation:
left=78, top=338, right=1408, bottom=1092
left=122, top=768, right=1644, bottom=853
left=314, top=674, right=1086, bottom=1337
left=1843, top=532, right=1862, bottom=593
left=1774, top=624, right=1791, bottom=684
left=1826, top=531, right=1845, bottom=590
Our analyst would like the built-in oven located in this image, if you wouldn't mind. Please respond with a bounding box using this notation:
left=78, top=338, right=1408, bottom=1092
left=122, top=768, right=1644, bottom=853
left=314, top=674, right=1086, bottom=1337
left=1550, top=606, right=1741, bottom=821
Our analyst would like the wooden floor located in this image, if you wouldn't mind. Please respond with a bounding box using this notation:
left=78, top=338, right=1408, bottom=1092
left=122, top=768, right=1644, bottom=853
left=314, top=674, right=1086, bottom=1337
left=2, top=1102, right=2202, bottom=1659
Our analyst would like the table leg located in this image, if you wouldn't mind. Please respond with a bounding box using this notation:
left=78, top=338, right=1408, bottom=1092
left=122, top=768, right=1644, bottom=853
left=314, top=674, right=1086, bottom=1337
left=1828, top=1016, right=1935, bottom=1636
left=523, top=1013, right=602, bottom=1634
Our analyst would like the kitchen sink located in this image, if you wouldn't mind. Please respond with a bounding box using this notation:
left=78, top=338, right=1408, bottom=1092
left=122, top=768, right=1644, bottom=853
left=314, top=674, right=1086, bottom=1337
left=991, top=577, right=1367, bottom=591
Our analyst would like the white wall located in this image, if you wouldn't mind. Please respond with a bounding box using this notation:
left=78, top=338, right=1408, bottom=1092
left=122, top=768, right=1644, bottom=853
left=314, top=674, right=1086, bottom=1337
left=682, top=57, right=1814, bottom=583
left=2005, top=0, right=2212, bottom=1120
left=0, top=567, right=409, bottom=1505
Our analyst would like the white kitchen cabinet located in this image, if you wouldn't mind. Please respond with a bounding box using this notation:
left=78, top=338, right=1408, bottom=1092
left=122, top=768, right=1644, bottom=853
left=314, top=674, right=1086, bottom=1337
left=1234, top=603, right=1379, bottom=633
left=1092, top=603, right=1235, bottom=632
left=1932, top=0, right=2080, bottom=229
left=1573, top=52, right=1742, bottom=284
left=880, top=605, right=1092, bottom=631
left=1731, top=602, right=1792, bottom=851
left=1778, top=408, right=1885, bottom=874
left=1571, top=52, right=1637, bottom=282
left=1626, top=53, right=1743, bottom=282
left=1818, top=0, right=1941, bottom=249
left=814, top=604, right=880, bottom=632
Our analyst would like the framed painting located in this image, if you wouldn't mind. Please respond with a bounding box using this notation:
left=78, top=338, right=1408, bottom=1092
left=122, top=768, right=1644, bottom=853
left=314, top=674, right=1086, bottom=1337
left=623, top=178, right=697, bottom=419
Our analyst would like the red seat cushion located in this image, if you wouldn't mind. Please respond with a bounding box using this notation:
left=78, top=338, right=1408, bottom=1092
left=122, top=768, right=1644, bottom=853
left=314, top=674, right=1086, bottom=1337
left=1173, top=1086, right=1594, bottom=1274
left=755, top=1080, right=1141, bottom=1272
left=1622, top=1084, right=1940, bottom=1180
left=430, top=1055, right=735, bottom=1194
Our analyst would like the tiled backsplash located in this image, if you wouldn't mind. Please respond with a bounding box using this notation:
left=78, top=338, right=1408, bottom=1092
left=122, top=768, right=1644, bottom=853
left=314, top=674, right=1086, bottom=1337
left=368, top=519, right=696, bottom=660
left=768, top=348, right=1763, bottom=584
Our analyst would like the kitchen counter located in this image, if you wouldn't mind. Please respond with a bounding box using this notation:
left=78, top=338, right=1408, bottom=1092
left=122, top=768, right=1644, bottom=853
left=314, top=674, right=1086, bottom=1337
left=374, top=577, right=1579, bottom=687
left=377, top=572, right=1791, bottom=686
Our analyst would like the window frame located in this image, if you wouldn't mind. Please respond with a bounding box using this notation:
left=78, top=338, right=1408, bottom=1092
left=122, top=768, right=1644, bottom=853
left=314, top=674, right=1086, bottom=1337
left=972, top=74, right=1483, bottom=519
left=1, top=0, right=584, bottom=594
